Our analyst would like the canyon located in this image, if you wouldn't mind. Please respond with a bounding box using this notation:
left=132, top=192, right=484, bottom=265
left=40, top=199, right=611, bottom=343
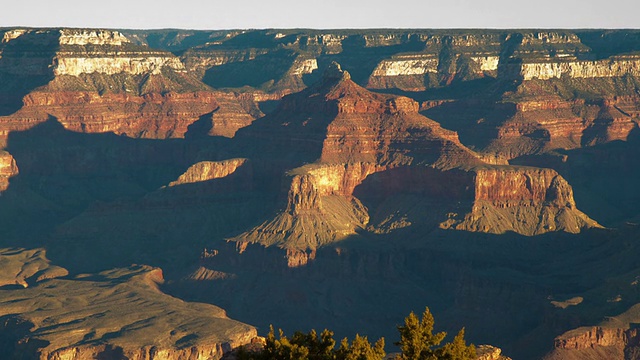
left=0, top=27, right=640, bottom=359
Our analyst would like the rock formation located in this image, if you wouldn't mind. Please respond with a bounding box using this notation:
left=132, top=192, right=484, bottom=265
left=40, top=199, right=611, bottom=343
left=230, top=63, right=598, bottom=258
left=0, top=251, right=256, bottom=359
left=0, top=28, right=259, bottom=143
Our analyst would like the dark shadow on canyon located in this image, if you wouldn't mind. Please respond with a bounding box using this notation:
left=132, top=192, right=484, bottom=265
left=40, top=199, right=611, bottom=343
left=203, top=49, right=298, bottom=89
left=165, top=224, right=632, bottom=360
left=0, top=116, right=281, bottom=274
left=0, top=31, right=59, bottom=116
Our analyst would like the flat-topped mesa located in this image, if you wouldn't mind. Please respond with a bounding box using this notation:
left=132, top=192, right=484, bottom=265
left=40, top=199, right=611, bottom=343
left=230, top=167, right=370, bottom=257
left=235, top=162, right=598, bottom=256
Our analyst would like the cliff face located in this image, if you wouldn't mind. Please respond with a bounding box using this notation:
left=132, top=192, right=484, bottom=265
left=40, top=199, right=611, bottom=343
left=164, top=28, right=640, bottom=159
left=544, top=326, right=637, bottom=360
left=0, top=91, right=219, bottom=141
left=169, top=158, right=250, bottom=187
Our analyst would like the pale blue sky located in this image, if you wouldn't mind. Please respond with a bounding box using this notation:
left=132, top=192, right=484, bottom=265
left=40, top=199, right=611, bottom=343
left=1, top=0, right=637, bottom=29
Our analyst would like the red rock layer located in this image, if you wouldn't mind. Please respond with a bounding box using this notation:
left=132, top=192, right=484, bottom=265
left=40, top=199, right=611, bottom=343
left=544, top=326, right=640, bottom=360
left=208, top=92, right=259, bottom=137
left=474, top=167, right=572, bottom=207
left=0, top=91, right=219, bottom=142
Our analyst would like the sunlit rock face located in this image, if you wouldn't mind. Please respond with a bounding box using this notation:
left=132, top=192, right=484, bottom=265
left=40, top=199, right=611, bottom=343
left=168, top=158, right=250, bottom=187
left=506, top=57, right=640, bottom=81
left=58, top=29, right=131, bottom=46
left=0, top=151, right=18, bottom=191
left=53, top=56, right=186, bottom=76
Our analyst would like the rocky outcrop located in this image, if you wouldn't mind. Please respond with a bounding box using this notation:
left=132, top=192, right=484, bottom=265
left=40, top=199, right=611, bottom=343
left=53, top=55, right=186, bottom=76
left=207, top=91, right=261, bottom=137
left=0, top=28, right=228, bottom=142
left=544, top=326, right=634, bottom=359
left=554, top=326, right=630, bottom=350
left=370, top=56, right=440, bottom=77
left=166, top=159, right=253, bottom=195
left=476, top=345, right=512, bottom=360
left=544, top=302, right=640, bottom=359
left=58, top=29, right=131, bottom=46
left=232, top=170, right=370, bottom=255
left=1, top=29, right=28, bottom=43
left=0, top=151, right=18, bottom=191
left=0, top=264, right=256, bottom=359
left=169, top=158, right=250, bottom=187
left=0, top=91, right=219, bottom=141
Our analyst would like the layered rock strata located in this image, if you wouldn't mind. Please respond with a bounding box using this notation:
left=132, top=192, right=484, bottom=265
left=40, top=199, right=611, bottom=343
left=231, top=63, right=598, bottom=258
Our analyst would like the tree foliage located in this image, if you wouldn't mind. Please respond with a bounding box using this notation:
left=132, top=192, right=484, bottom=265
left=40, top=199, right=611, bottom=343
left=239, top=325, right=385, bottom=360
left=336, top=334, right=386, bottom=360
left=235, top=306, right=475, bottom=360
left=395, top=307, right=475, bottom=360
